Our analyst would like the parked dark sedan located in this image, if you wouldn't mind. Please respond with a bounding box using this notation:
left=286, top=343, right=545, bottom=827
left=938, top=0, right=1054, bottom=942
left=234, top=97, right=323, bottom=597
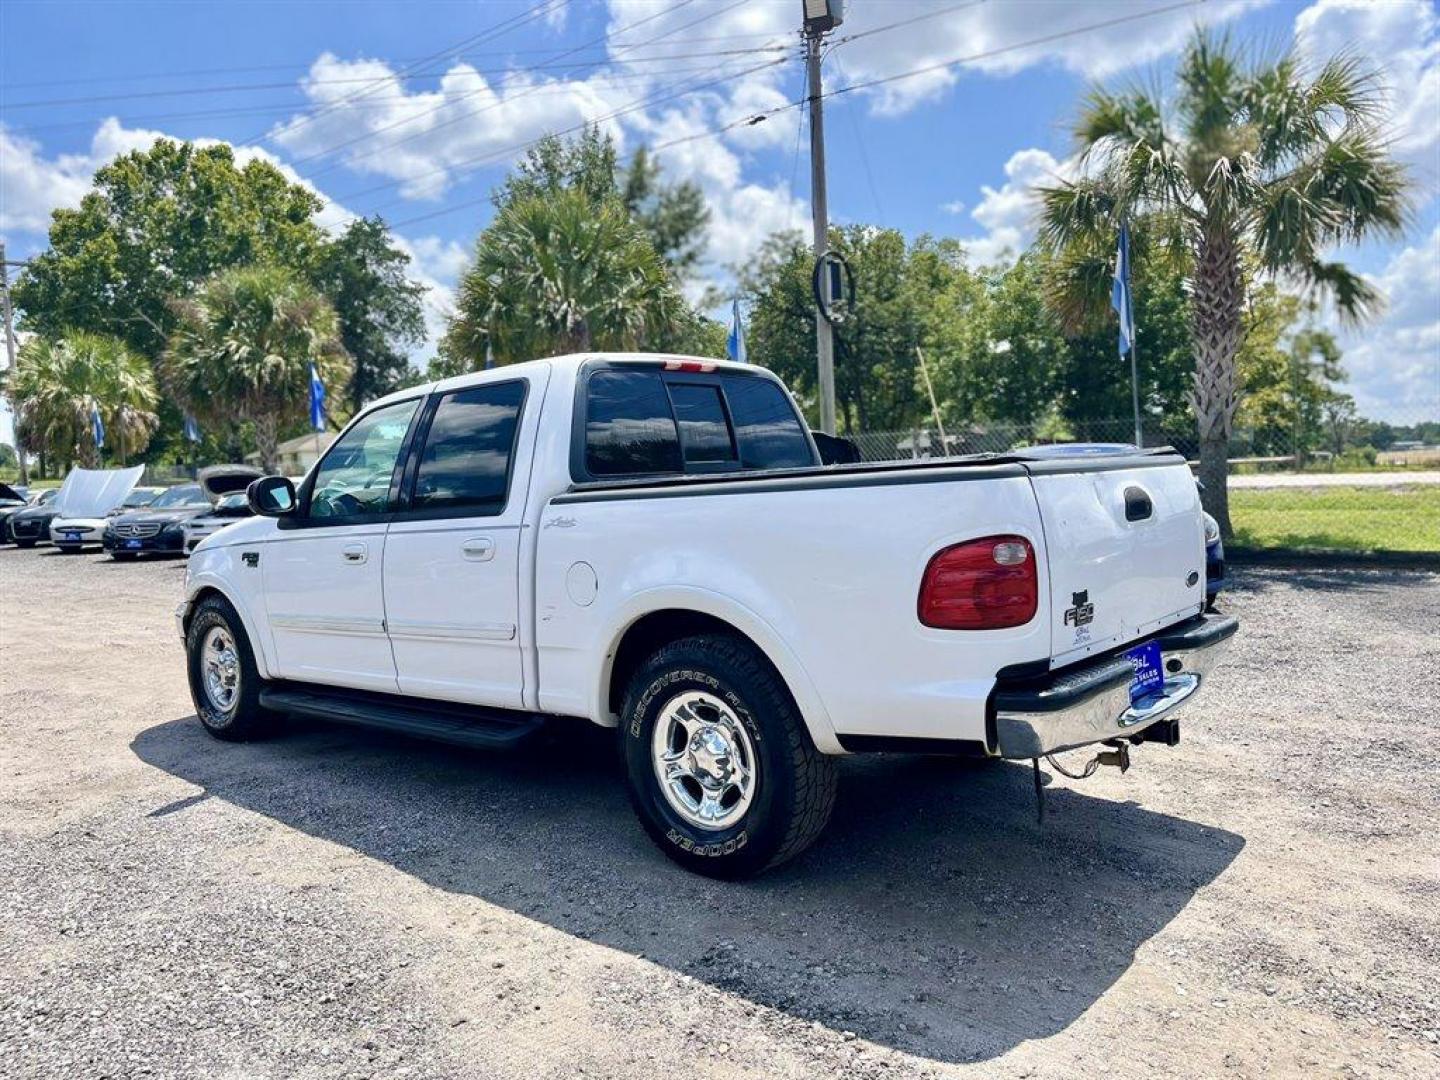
left=103, top=466, right=260, bottom=559
left=0, top=482, right=29, bottom=543
left=6, top=488, right=60, bottom=547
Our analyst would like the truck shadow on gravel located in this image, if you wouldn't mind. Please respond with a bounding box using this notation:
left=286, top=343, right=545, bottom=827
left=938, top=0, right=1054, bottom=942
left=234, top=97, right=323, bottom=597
left=133, top=716, right=1243, bottom=1065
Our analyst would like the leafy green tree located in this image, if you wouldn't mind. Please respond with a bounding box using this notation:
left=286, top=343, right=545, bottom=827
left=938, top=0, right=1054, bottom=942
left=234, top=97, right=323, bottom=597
left=1231, top=287, right=1348, bottom=459
left=161, top=266, right=351, bottom=472
left=1046, top=238, right=1197, bottom=433
left=1037, top=30, right=1410, bottom=535
left=494, top=128, right=710, bottom=279
left=621, top=146, right=711, bottom=278
left=13, top=140, right=328, bottom=362
left=7, top=332, right=158, bottom=468
left=744, top=227, right=980, bottom=432
left=312, top=217, right=426, bottom=413
left=954, top=255, right=1070, bottom=425
left=445, top=188, right=684, bottom=364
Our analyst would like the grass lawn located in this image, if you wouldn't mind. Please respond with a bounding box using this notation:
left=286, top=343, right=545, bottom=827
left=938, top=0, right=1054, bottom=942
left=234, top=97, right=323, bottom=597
left=1230, top=485, right=1440, bottom=553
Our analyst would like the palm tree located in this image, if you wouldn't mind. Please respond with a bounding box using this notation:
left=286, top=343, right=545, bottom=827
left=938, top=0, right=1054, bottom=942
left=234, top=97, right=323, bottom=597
left=445, top=188, right=683, bottom=367
left=8, top=332, right=159, bottom=468
left=1037, top=31, right=1409, bottom=535
left=162, top=265, right=351, bottom=472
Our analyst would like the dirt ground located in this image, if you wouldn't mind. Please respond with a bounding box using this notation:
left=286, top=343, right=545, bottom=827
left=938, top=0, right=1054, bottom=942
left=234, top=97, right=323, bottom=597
left=1, top=545, right=1437, bottom=1079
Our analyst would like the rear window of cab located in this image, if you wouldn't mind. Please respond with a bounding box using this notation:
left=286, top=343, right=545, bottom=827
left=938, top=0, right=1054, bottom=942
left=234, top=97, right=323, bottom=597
left=580, top=367, right=816, bottom=479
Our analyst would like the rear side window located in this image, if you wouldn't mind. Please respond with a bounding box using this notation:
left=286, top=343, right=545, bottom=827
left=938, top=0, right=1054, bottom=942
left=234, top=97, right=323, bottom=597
left=669, top=383, right=735, bottom=464
left=585, top=370, right=682, bottom=476
left=724, top=376, right=815, bottom=470
left=412, top=381, right=525, bottom=513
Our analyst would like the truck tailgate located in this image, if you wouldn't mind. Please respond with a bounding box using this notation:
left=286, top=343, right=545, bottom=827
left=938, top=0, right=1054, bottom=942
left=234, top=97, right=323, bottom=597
left=1028, top=458, right=1207, bottom=667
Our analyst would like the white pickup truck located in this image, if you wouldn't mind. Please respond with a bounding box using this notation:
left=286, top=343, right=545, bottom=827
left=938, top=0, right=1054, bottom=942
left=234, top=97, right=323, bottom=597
left=179, top=353, right=1237, bottom=877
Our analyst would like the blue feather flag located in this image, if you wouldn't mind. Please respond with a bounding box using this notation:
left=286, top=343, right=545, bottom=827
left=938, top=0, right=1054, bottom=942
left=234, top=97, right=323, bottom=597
left=1111, top=223, right=1135, bottom=357
left=726, top=297, right=747, bottom=364
left=308, top=362, right=327, bottom=432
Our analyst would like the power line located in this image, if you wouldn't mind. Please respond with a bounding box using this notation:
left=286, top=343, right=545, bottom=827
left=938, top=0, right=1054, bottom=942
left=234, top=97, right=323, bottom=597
left=234, top=0, right=571, bottom=149
left=828, top=53, right=884, bottom=224
left=1, top=2, right=575, bottom=113
left=832, top=0, right=988, bottom=48
left=0, top=29, right=796, bottom=92
left=380, top=54, right=792, bottom=228
left=646, top=0, right=1207, bottom=158
left=3, top=63, right=738, bottom=139
left=313, top=0, right=1016, bottom=223
left=292, top=0, right=712, bottom=174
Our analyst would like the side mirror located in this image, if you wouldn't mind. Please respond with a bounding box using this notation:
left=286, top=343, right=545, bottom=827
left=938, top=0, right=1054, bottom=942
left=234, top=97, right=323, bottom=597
left=248, top=475, right=297, bottom=517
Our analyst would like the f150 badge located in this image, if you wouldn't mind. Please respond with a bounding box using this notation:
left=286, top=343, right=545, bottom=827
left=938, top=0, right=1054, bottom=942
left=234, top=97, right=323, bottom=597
left=1064, top=589, right=1095, bottom=628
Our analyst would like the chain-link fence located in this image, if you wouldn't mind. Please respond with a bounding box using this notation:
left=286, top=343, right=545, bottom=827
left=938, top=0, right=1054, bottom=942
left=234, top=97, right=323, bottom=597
left=843, top=415, right=1440, bottom=557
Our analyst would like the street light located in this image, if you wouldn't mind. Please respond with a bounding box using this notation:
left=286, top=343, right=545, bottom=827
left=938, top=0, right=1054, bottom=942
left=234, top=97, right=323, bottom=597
left=803, top=0, right=846, bottom=34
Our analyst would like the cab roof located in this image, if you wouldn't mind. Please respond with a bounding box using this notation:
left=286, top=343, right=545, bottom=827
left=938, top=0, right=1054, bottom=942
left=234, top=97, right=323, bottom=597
left=365, top=352, right=756, bottom=413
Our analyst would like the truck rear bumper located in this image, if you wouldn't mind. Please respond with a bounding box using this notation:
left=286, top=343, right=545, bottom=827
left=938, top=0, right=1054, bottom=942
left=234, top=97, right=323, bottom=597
left=992, top=612, right=1238, bottom=759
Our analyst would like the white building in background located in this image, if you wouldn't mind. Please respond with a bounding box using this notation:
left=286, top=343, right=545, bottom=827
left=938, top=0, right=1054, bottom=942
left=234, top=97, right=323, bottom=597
left=246, top=431, right=335, bottom=476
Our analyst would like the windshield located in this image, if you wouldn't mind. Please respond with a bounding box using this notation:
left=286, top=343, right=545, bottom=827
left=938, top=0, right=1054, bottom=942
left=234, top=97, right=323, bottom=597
left=216, top=492, right=249, bottom=510
left=149, top=484, right=208, bottom=509
left=121, top=488, right=160, bottom=507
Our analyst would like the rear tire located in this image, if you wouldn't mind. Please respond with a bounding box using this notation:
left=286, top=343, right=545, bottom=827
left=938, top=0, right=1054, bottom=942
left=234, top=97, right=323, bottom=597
left=16, top=540, right=35, bottom=549
left=185, top=595, right=273, bottom=741
left=620, top=634, right=837, bottom=879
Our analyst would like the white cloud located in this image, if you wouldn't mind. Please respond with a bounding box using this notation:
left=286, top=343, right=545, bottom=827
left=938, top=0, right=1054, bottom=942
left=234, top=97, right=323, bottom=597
left=1295, top=0, right=1440, bottom=192
left=941, top=199, right=967, bottom=216
left=626, top=98, right=806, bottom=299
left=1330, top=226, right=1440, bottom=419
left=268, top=53, right=636, bottom=201
left=812, top=0, right=1262, bottom=116
left=0, top=119, right=163, bottom=233
left=960, top=147, right=1075, bottom=266
left=396, top=233, right=469, bottom=346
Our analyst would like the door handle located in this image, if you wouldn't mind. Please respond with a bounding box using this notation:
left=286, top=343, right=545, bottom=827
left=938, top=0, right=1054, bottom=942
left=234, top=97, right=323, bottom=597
left=341, top=542, right=368, bottom=564
left=462, top=537, right=495, bottom=562
left=1124, top=486, right=1153, bottom=522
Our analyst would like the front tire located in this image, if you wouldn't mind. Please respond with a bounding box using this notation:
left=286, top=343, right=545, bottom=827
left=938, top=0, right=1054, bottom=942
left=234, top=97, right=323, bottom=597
left=620, top=634, right=837, bottom=879
left=15, top=540, right=36, bottom=549
left=185, top=595, right=273, bottom=741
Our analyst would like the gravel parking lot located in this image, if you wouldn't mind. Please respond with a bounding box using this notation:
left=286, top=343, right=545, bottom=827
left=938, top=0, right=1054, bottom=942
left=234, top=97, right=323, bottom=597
left=1, top=545, right=1437, bottom=1079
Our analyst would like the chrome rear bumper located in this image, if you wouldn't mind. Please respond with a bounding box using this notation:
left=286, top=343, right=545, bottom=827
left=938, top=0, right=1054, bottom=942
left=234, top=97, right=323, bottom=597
left=992, top=613, right=1238, bottom=759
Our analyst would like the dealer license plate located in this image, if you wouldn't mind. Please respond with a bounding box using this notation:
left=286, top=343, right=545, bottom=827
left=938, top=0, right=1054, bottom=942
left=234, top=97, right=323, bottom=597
left=125, top=538, right=142, bottom=549
left=1124, top=641, right=1164, bottom=703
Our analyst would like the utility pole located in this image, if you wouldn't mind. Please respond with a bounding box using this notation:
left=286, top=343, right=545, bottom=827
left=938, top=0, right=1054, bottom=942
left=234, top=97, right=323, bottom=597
left=803, top=2, right=841, bottom=435
left=0, top=242, right=29, bottom=486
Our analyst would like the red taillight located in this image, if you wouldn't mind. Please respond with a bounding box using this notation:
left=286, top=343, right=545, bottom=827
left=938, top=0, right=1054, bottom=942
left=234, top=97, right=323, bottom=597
left=918, top=535, right=1038, bottom=630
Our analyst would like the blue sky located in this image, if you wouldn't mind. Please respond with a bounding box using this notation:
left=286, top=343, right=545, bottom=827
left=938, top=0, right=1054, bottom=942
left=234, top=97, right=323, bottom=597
left=2, top=0, right=1437, bottom=432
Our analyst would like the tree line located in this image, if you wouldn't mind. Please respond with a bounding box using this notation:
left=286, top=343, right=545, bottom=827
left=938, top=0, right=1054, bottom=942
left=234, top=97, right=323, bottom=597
left=4, top=31, right=1413, bottom=534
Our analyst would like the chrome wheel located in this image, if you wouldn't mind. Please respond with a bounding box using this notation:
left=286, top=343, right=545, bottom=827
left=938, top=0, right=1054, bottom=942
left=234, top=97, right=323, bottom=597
left=651, top=690, right=757, bottom=831
left=201, top=625, right=241, bottom=715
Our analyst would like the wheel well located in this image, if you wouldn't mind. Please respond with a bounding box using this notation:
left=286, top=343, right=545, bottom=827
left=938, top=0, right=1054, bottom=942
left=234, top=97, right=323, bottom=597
left=183, top=586, right=227, bottom=636
left=606, top=609, right=765, bottom=718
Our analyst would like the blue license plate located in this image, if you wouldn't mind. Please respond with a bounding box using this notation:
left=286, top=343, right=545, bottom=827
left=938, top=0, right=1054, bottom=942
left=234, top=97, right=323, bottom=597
left=1124, top=641, right=1164, bottom=703
left=125, top=538, right=142, bottom=549
left=64, top=532, right=82, bottom=542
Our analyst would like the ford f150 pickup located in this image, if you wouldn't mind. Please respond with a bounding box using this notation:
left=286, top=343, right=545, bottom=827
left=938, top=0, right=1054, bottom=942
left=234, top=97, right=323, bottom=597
left=178, top=353, right=1237, bottom=878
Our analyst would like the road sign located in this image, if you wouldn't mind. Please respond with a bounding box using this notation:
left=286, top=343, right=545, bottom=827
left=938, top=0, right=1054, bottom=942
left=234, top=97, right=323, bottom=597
left=812, top=250, right=855, bottom=325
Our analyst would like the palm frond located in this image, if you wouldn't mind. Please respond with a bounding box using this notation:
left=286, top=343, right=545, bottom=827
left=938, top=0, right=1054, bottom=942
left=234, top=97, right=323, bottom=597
left=1035, top=178, right=1118, bottom=252
left=1296, top=259, right=1382, bottom=324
